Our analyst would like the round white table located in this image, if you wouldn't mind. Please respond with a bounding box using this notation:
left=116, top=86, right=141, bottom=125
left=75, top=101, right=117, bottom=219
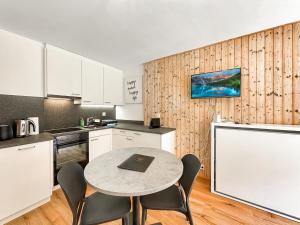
left=84, top=147, right=183, bottom=225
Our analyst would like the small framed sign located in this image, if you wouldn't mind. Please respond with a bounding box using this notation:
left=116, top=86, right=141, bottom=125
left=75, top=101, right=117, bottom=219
left=125, top=76, right=143, bottom=104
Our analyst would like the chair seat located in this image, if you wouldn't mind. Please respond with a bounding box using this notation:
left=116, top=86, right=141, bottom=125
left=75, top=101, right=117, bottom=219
left=140, top=185, right=185, bottom=210
left=80, top=192, right=131, bottom=225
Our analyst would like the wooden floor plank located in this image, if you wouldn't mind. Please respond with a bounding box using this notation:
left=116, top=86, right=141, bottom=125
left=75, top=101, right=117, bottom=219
left=6, top=178, right=298, bottom=225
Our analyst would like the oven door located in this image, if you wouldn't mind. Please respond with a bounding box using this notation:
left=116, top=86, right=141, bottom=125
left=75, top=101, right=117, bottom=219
left=56, top=140, right=89, bottom=170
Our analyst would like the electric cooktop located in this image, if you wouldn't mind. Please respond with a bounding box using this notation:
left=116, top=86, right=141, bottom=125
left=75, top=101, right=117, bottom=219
left=47, top=127, right=83, bottom=134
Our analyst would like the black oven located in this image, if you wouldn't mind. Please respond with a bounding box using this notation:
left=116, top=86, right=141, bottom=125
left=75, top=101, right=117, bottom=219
left=52, top=131, right=89, bottom=185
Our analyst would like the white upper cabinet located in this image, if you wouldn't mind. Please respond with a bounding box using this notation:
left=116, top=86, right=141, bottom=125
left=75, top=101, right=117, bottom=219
left=0, top=29, right=44, bottom=97
left=82, top=58, right=104, bottom=105
left=103, top=66, right=124, bottom=105
left=45, top=44, right=82, bottom=97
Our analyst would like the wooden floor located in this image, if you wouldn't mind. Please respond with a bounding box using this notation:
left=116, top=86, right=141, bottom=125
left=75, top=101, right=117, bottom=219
left=7, top=178, right=299, bottom=225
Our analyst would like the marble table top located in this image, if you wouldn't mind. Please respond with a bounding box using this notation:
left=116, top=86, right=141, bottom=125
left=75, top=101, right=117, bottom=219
left=84, top=147, right=183, bottom=197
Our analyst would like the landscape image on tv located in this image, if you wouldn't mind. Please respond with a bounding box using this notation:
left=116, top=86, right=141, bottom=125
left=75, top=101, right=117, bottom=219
left=191, top=68, right=241, bottom=98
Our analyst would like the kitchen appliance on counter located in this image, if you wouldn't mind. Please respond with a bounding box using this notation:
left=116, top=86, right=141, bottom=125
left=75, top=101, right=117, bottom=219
left=27, top=117, right=39, bottom=135
left=48, top=127, right=89, bottom=185
left=0, top=124, right=13, bottom=141
left=149, top=118, right=160, bottom=129
left=15, top=118, right=38, bottom=137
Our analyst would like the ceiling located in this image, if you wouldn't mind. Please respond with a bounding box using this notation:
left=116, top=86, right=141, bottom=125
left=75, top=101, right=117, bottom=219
left=0, top=0, right=300, bottom=72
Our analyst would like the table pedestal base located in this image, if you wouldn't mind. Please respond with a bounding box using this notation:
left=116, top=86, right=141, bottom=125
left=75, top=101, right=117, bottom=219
left=130, top=196, right=162, bottom=225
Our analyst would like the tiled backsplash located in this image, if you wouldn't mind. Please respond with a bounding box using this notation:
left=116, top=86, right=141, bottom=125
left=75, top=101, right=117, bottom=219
left=0, top=94, right=115, bottom=131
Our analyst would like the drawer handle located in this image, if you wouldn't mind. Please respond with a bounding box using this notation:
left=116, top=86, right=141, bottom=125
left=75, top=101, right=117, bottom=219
left=90, top=138, right=99, bottom=141
left=105, top=101, right=111, bottom=104
left=126, top=138, right=133, bottom=141
left=83, top=100, right=91, bottom=103
left=133, top=132, right=141, bottom=136
left=72, top=93, right=80, bottom=96
left=119, top=130, right=126, bottom=133
left=18, top=146, right=36, bottom=151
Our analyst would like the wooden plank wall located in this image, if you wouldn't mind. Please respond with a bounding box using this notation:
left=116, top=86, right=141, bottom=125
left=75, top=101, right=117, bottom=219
left=143, top=22, right=300, bottom=178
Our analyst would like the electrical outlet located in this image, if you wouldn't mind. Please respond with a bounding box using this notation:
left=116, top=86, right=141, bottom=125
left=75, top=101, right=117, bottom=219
left=200, top=165, right=204, bottom=170
left=102, top=111, right=107, bottom=117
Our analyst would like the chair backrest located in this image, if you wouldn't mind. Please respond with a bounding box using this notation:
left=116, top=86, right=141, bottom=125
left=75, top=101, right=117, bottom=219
left=57, top=162, right=87, bottom=224
left=179, top=154, right=201, bottom=199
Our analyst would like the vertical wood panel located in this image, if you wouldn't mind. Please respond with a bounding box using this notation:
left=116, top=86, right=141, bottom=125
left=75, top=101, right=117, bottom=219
left=193, top=49, right=200, bottom=160
left=293, top=23, right=300, bottom=124
left=189, top=51, right=195, bottom=156
left=249, top=34, right=257, bottom=123
left=143, top=63, right=149, bottom=125
left=283, top=24, right=293, bottom=124
left=234, top=38, right=242, bottom=123
left=256, top=31, right=266, bottom=123
left=241, top=36, right=249, bottom=123
left=221, top=42, right=229, bottom=120
left=265, top=30, right=274, bottom=124
left=274, top=27, right=283, bottom=124
left=175, top=55, right=181, bottom=157
left=215, top=44, right=223, bottom=116
left=144, top=22, right=300, bottom=178
left=180, top=54, right=185, bottom=158
left=228, top=40, right=235, bottom=121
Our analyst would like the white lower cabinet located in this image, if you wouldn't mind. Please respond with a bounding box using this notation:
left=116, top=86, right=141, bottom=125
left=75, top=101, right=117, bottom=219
left=112, top=129, right=176, bottom=154
left=0, top=141, right=53, bottom=224
left=89, top=130, right=112, bottom=161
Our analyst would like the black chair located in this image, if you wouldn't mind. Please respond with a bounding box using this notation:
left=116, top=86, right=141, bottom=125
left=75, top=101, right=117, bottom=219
left=57, top=162, right=131, bottom=225
left=140, top=154, right=201, bottom=225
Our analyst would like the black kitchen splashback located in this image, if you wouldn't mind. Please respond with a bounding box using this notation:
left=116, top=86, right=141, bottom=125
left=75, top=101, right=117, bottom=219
left=0, top=94, right=116, bottom=131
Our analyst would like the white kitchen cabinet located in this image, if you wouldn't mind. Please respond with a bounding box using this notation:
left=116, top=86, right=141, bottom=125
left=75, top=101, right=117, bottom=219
left=0, top=29, right=44, bottom=97
left=89, top=129, right=112, bottom=161
left=45, top=44, right=82, bottom=97
left=0, top=141, right=53, bottom=224
left=103, top=66, right=124, bottom=105
left=82, top=58, right=104, bottom=105
left=112, top=129, right=176, bottom=154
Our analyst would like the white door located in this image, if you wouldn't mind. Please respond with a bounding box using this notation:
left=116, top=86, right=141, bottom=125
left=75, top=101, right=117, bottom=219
left=89, top=135, right=112, bottom=161
left=82, top=58, right=104, bottom=105
left=103, top=66, right=124, bottom=105
left=0, top=141, right=52, bottom=221
left=45, top=45, right=82, bottom=97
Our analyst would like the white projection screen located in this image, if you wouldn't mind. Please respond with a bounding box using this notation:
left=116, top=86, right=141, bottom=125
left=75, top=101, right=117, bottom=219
left=214, top=127, right=300, bottom=221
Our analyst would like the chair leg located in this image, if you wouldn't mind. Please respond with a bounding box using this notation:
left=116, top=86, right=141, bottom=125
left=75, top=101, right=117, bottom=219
left=122, top=213, right=130, bottom=225
left=126, top=213, right=130, bottom=225
left=186, top=204, right=194, bottom=225
left=141, top=208, right=147, bottom=225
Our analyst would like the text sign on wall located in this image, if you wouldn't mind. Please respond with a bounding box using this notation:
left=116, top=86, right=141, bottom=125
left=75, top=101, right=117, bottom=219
left=125, top=76, right=143, bottom=104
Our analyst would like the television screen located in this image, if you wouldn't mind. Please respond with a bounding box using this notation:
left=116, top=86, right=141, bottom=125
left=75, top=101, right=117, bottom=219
left=191, top=68, right=241, bottom=99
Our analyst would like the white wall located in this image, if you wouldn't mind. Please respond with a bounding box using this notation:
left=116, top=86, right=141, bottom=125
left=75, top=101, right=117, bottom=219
left=0, top=29, right=44, bottom=97
left=116, top=65, right=144, bottom=121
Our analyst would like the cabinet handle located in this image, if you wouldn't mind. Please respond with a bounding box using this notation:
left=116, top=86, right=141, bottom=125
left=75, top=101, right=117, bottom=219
left=83, top=100, right=92, bottom=103
left=133, top=132, right=141, bottom=136
left=105, top=101, right=111, bottom=104
left=18, top=145, right=36, bottom=151
left=72, top=93, right=80, bottom=96
left=126, top=138, right=133, bottom=141
left=90, top=138, right=99, bottom=141
left=120, top=130, right=126, bottom=133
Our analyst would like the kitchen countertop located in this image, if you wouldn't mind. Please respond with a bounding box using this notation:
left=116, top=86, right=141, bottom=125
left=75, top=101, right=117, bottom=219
left=0, top=122, right=176, bottom=149
left=102, top=123, right=176, bottom=134
left=0, top=132, right=54, bottom=149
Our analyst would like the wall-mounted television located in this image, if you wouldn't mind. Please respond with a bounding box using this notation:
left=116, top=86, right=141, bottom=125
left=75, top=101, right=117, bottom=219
left=191, top=68, right=241, bottom=99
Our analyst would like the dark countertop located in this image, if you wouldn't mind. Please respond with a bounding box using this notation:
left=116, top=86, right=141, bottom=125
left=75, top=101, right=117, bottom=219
left=113, top=123, right=176, bottom=134
left=0, top=123, right=175, bottom=149
left=0, top=132, right=54, bottom=149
